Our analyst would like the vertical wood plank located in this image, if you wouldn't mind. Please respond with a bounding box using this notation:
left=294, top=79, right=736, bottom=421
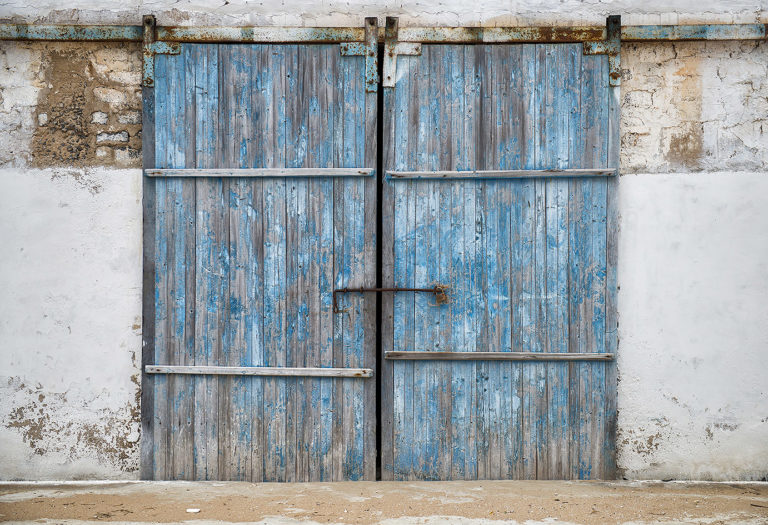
left=435, top=44, right=454, bottom=482
left=227, top=44, right=256, bottom=481
left=380, top=42, right=397, bottom=481
left=248, top=44, right=268, bottom=482
left=263, top=44, right=288, bottom=482
left=463, top=45, right=479, bottom=481
left=216, top=43, right=234, bottom=481
left=361, top=27, right=379, bottom=481
left=447, top=44, right=468, bottom=481
left=151, top=51, right=171, bottom=481
left=518, top=42, right=537, bottom=480
left=589, top=54, right=609, bottom=479
left=604, top=46, right=621, bottom=480
left=318, top=45, right=336, bottom=482
left=168, top=44, right=195, bottom=481
left=140, top=66, right=157, bottom=482
left=390, top=50, right=412, bottom=480
left=283, top=44, right=301, bottom=483
left=191, top=44, right=222, bottom=481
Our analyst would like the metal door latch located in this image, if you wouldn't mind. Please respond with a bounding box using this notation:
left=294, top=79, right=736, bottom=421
left=333, top=285, right=449, bottom=313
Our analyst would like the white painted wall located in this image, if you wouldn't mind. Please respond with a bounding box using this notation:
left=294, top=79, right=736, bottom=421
left=0, top=1, right=767, bottom=481
left=618, top=172, right=768, bottom=480
left=0, top=167, right=143, bottom=479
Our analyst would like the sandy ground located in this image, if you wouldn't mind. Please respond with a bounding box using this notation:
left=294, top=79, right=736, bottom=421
left=0, top=480, right=767, bottom=524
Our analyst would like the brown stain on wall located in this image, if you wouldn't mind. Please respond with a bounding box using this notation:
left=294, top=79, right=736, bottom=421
left=664, top=56, right=704, bottom=167
left=31, top=42, right=142, bottom=169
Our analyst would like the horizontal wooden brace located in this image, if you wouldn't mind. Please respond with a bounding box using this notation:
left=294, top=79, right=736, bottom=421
left=146, top=365, right=374, bottom=378
left=385, top=352, right=614, bottom=361
left=145, top=168, right=375, bottom=178
left=386, top=168, right=616, bottom=180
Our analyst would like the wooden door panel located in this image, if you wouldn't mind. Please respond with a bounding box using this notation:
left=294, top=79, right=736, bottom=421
left=381, top=43, right=618, bottom=480
left=144, top=44, right=377, bottom=481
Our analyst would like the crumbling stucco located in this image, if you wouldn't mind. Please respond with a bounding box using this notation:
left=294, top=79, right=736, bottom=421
left=3, top=375, right=139, bottom=472
left=0, top=42, right=142, bottom=170
left=621, top=40, right=768, bottom=173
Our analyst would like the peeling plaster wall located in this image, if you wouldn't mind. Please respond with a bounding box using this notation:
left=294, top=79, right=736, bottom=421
left=0, top=43, right=143, bottom=480
left=0, top=2, right=767, bottom=481
left=0, top=167, right=142, bottom=479
left=617, top=40, right=768, bottom=480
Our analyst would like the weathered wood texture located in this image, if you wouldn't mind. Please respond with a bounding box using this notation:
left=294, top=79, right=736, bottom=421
left=381, top=44, right=616, bottom=480
left=147, top=43, right=377, bottom=482
left=146, top=366, right=375, bottom=377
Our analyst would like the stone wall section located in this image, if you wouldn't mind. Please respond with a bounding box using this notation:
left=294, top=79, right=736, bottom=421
left=1, top=42, right=142, bottom=170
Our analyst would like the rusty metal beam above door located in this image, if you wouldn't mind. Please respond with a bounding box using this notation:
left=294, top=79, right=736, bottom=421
left=2, top=21, right=765, bottom=44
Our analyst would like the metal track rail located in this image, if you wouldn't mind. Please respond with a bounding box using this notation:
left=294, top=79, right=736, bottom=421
left=1, top=22, right=765, bottom=43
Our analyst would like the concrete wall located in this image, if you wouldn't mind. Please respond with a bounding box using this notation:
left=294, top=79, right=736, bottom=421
left=1, top=2, right=767, bottom=480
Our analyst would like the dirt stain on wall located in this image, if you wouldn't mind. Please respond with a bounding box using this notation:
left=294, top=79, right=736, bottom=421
left=664, top=57, right=704, bottom=168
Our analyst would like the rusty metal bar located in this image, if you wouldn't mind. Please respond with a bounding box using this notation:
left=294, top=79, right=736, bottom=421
left=396, top=26, right=607, bottom=43
left=621, top=23, right=767, bottom=41
left=0, top=23, right=142, bottom=41
left=333, top=285, right=449, bottom=313
left=584, top=15, right=621, bottom=86
left=156, top=25, right=366, bottom=43
left=339, top=17, right=379, bottom=92
left=2, top=22, right=766, bottom=44
left=142, top=16, right=181, bottom=87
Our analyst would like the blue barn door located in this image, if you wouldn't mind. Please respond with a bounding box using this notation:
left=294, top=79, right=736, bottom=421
left=380, top=43, right=619, bottom=480
left=142, top=43, right=377, bottom=481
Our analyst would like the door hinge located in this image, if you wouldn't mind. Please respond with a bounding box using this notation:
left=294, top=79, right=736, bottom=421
left=142, top=15, right=181, bottom=87
left=382, top=17, right=422, bottom=88
left=583, top=15, right=621, bottom=87
left=340, top=17, right=379, bottom=92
